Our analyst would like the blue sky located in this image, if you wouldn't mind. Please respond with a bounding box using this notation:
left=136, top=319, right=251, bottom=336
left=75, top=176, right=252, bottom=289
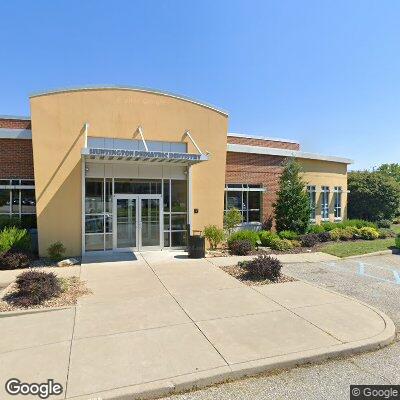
left=1, top=0, right=399, bottom=170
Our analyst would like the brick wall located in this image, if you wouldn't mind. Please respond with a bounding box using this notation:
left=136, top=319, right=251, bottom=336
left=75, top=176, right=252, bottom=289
left=0, top=118, right=34, bottom=179
left=0, top=139, right=34, bottom=179
left=225, top=151, right=287, bottom=225
left=227, top=135, right=300, bottom=150
left=0, top=118, right=31, bottom=129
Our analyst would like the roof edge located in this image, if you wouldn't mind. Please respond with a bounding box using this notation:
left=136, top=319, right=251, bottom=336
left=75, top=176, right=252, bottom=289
left=29, top=85, right=228, bottom=116
left=0, top=114, right=31, bottom=120
left=227, top=143, right=353, bottom=164
left=228, top=132, right=299, bottom=144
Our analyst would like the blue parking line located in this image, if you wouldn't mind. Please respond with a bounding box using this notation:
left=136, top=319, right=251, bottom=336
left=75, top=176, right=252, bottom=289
left=323, top=261, right=400, bottom=285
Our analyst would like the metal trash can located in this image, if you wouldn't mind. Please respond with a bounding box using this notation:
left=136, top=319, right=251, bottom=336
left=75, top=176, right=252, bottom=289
left=188, top=229, right=205, bottom=259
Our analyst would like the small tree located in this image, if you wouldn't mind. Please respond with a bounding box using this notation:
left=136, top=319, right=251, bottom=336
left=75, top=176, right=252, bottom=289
left=223, top=208, right=242, bottom=235
left=203, top=225, right=225, bottom=250
left=273, top=159, right=311, bottom=234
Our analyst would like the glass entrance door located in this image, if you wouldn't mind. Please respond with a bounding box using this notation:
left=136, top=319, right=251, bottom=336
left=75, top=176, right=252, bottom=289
left=113, top=195, right=162, bottom=251
left=115, top=197, right=137, bottom=250
left=140, top=197, right=161, bottom=249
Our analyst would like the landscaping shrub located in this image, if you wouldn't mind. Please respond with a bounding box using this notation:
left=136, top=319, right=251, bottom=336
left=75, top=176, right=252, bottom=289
left=300, top=233, right=319, bottom=247
left=0, top=216, right=22, bottom=230
left=47, top=241, right=66, bottom=261
left=204, top=225, right=225, bottom=250
left=376, top=219, right=392, bottom=229
left=229, top=239, right=253, bottom=255
left=241, top=255, right=282, bottom=281
left=396, top=234, right=400, bottom=249
left=13, top=270, right=62, bottom=306
left=342, top=219, right=377, bottom=229
left=278, top=230, right=299, bottom=240
left=307, top=224, right=325, bottom=234
left=269, top=237, right=293, bottom=251
left=227, top=230, right=259, bottom=248
left=358, top=227, right=380, bottom=240
left=0, top=252, right=30, bottom=270
left=0, top=227, right=31, bottom=253
left=317, top=231, right=331, bottom=242
left=377, top=228, right=397, bottom=239
left=393, top=216, right=400, bottom=225
left=329, top=227, right=357, bottom=241
left=223, top=208, right=242, bottom=235
left=321, top=222, right=338, bottom=231
left=259, top=231, right=279, bottom=247
left=291, top=239, right=301, bottom=247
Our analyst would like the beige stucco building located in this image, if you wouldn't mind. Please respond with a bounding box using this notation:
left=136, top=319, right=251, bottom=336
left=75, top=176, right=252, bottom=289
left=0, top=86, right=352, bottom=256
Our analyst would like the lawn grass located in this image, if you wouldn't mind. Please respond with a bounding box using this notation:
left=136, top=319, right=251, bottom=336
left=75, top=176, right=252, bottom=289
left=321, top=238, right=396, bottom=258
left=391, top=224, right=400, bottom=234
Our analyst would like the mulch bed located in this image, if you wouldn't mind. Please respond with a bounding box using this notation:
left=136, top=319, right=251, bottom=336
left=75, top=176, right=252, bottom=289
left=220, top=264, right=297, bottom=286
left=207, top=246, right=316, bottom=258
left=0, top=276, right=91, bottom=312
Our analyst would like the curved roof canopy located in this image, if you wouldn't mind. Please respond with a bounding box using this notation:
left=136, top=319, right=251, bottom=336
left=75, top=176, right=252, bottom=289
left=29, top=85, right=228, bottom=116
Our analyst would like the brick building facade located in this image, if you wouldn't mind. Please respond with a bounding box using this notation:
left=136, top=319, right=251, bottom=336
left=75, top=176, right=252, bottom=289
left=0, top=117, right=34, bottom=179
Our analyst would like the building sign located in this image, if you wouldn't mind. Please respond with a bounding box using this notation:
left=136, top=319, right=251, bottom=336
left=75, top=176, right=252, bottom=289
left=88, top=148, right=202, bottom=161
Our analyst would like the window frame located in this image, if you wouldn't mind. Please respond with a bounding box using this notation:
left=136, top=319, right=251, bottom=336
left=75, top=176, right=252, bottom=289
left=334, top=186, right=342, bottom=220
left=321, top=186, right=330, bottom=221
left=0, top=179, right=36, bottom=228
left=224, top=183, right=264, bottom=224
left=307, top=185, right=317, bottom=222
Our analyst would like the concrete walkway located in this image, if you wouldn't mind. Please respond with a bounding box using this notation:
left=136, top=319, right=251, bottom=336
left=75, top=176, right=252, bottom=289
left=0, top=251, right=395, bottom=400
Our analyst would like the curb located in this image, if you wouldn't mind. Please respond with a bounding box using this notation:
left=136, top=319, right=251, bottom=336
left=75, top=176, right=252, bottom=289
left=66, top=291, right=396, bottom=400
left=344, top=248, right=400, bottom=259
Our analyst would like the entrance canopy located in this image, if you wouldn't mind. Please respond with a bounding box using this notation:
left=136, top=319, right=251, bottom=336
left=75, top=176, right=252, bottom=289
left=81, top=147, right=208, bottom=165
left=81, top=127, right=209, bottom=165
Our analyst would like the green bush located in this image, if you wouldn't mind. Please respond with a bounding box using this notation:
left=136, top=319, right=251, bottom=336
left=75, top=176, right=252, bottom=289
left=376, top=219, right=392, bottom=229
left=259, top=231, right=279, bottom=247
left=278, top=230, right=299, bottom=240
left=342, top=219, right=377, bottom=229
left=321, top=222, right=339, bottom=231
left=395, top=234, right=400, bottom=249
left=0, top=227, right=31, bottom=253
left=47, top=241, right=66, bottom=261
left=329, top=227, right=358, bottom=241
left=0, top=215, right=22, bottom=230
left=229, top=239, right=253, bottom=255
left=227, top=230, right=259, bottom=248
left=269, top=237, right=293, bottom=251
left=241, top=255, right=282, bottom=281
left=204, top=225, right=225, bottom=250
left=377, top=228, right=397, bottom=239
left=223, top=208, right=242, bottom=235
left=358, top=227, right=379, bottom=240
left=307, top=224, right=326, bottom=234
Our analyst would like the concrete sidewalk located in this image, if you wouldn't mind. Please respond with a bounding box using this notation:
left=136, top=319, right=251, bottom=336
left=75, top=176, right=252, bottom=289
left=0, top=251, right=395, bottom=400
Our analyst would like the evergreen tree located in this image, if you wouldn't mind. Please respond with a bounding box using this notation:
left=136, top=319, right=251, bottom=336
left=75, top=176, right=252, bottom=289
left=273, top=159, right=311, bottom=233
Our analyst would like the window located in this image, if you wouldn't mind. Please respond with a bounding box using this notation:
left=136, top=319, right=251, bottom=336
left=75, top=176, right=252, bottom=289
left=85, top=178, right=113, bottom=251
left=307, top=185, right=316, bottom=221
left=0, top=179, right=36, bottom=229
left=321, top=186, right=330, bottom=220
left=163, top=179, right=187, bottom=247
left=224, top=184, right=263, bottom=223
left=334, top=186, right=342, bottom=219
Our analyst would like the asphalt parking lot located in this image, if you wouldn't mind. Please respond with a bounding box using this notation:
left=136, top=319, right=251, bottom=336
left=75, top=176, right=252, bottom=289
left=166, top=253, right=400, bottom=400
